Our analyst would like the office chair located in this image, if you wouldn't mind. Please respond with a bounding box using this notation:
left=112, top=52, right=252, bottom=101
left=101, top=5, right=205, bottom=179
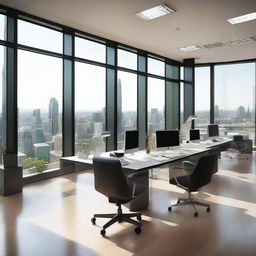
left=91, top=156, right=142, bottom=236
left=232, top=135, right=248, bottom=159
left=168, top=154, right=217, bottom=217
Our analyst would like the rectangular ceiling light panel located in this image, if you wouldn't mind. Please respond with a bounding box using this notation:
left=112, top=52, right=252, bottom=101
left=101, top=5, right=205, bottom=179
left=228, top=12, right=256, bottom=24
left=179, top=45, right=202, bottom=51
left=136, top=4, right=176, bottom=21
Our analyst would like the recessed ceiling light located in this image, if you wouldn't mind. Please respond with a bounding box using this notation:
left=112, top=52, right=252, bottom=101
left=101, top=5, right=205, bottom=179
left=136, top=3, right=176, bottom=21
left=179, top=45, right=202, bottom=51
left=227, top=12, right=256, bottom=24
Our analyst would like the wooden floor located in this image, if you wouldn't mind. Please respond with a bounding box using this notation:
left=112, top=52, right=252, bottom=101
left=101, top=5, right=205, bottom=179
left=0, top=153, right=256, bottom=256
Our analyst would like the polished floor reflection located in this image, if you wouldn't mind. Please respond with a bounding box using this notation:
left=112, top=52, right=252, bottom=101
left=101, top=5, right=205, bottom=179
left=0, top=153, right=256, bottom=256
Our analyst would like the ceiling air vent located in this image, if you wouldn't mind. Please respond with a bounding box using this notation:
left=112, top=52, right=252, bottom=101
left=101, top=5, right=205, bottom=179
left=250, top=36, right=256, bottom=42
left=228, top=37, right=255, bottom=45
left=203, top=42, right=225, bottom=49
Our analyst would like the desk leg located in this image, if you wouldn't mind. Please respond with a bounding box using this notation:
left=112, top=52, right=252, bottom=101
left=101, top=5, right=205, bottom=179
left=125, top=170, right=149, bottom=211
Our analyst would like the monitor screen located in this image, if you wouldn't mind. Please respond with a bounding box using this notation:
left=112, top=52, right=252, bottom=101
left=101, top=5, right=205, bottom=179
left=156, top=130, right=180, bottom=148
left=208, top=124, right=219, bottom=137
left=190, top=129, right=200, bottom=141
left=125, top=130, right=139, bottom=152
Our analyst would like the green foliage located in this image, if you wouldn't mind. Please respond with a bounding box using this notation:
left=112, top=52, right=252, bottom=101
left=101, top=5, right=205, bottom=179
left=0, top=147, right=6, bottom=155
left=24, top=157, right=46, bottom=173
left=77, top=141, right=92, bottom=155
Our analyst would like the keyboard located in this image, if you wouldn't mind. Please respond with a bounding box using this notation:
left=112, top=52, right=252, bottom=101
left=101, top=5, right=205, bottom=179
left=162, top=153, right=185, bottom=159
left=120, top=159, right=129, bottom=166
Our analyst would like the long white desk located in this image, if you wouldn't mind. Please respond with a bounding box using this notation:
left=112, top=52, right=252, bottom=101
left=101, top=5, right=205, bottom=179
left=60, top=138, right=232, bottom=210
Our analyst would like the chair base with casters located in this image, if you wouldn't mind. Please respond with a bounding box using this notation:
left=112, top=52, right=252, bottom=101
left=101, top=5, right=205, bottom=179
left=168, top=191, right=210, bottom=217
left=91, top=202, right=142, bottom=237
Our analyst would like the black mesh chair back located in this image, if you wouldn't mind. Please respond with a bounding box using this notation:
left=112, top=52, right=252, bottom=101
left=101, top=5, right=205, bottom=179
left=93, top=156, right=132, bottom=201
left=189, top=154, right=217, bottom=192
left=233, top=135, right=243, bottom=142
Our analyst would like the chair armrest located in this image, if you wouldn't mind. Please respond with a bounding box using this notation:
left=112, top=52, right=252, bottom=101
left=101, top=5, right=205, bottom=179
left=127, top=170, right=148, bottom=181
left=183, top=161, right=196, bottom=174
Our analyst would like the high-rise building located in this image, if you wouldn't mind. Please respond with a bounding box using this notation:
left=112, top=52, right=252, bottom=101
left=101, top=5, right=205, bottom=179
left=34, top=143, right=49, bottom=161
left=93, top=112, right=102, bottom=122
left=236, top=106, right=245, bottom=119
left=150, top=108, right=159, bottom=123
left=49, top=97, right=59, bottom=135
left=32, top=109, right=42, bottom=128
left=18, top=127, right=33, bottom=157
left=34, top=128, right=45, bottom=143
left=94, top=122, right=103, bottom=137
left=53, top=134, right=62, bottom=151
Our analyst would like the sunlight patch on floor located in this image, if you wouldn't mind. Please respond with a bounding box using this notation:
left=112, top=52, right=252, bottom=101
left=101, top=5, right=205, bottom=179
left=217, top=169, right=256, bottom=184
left=204, top=192, right=256, bottom=218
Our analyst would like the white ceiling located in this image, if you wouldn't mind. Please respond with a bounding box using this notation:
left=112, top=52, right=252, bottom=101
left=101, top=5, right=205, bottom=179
left=1, top=0, right=256, bottom=64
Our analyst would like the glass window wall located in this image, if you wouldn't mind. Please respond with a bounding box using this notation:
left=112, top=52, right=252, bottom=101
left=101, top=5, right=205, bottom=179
left=117, top=71, right=137, bottom=149
left=117, top=49, right=137, bottom=70
left=75, top=62, right=106, bottom=156
left=195, top=66, right=210, bottom=130
left=18, top=50, right=63, bottom=176
left=75, top=37, right=106, bottom=63
left=148, top=57, right=165, bottom=76
left=148, top=77, right=165, bottom=135
left=215, top=63, right=255, bottom=142
left=0, top=14, right=6, bottom=40
left=18, top=19, right=63, bottom=53
left=0, top=46, right=6, bottom=164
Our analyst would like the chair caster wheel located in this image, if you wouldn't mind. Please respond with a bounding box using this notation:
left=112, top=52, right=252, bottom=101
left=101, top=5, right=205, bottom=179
left=194, top=212, right=198, bottom=217
left=135, top=227, right=141, bottom=234
left=100, top=229, right=106, bottom=237
left=91, top=217, right=96, bottom=225
left=206, top=207, right=210, bottom=212
left=168, top=207, right=172, bottom=212
left=137, top=215, right=142, bottom=221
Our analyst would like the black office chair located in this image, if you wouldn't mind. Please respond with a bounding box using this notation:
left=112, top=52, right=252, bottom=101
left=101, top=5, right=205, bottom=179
left=91, top=156, right=142, bottom=236
left=168, top=154, right=217, bottom=217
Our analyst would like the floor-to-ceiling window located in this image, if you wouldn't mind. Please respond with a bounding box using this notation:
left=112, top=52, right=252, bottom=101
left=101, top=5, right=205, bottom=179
left=117, top=71, right=137, bottom=150
left=147, top=77, right=165, bottom=134
left=215, top=63, right=255, bottom=142
left=75, top=62, right=106, bottom=156
left=75, top=37, right=106, bottom=156
left=18, top=20, right=63, bottom=176
left=0, top=14, right=6, bottom=40
left=180, top=67, right=184, bottom=125
left=0, top=45, right=6, bottom=163
left=0, top=14, right=6, bottom=162
left=195, top=66, right=210, bottom=130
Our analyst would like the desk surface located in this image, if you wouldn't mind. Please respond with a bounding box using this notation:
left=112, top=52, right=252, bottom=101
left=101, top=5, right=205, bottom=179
left=61, top=138, right=232, bottom=171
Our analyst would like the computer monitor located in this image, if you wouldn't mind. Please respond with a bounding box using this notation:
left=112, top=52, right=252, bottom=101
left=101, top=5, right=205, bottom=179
left=156, top=130, right=180, bottom=150
left=125, top=130, right=139, bottom=154
left=190, top=129, right=200, bottom=142
left=208, top=124, right=219, bottom=139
